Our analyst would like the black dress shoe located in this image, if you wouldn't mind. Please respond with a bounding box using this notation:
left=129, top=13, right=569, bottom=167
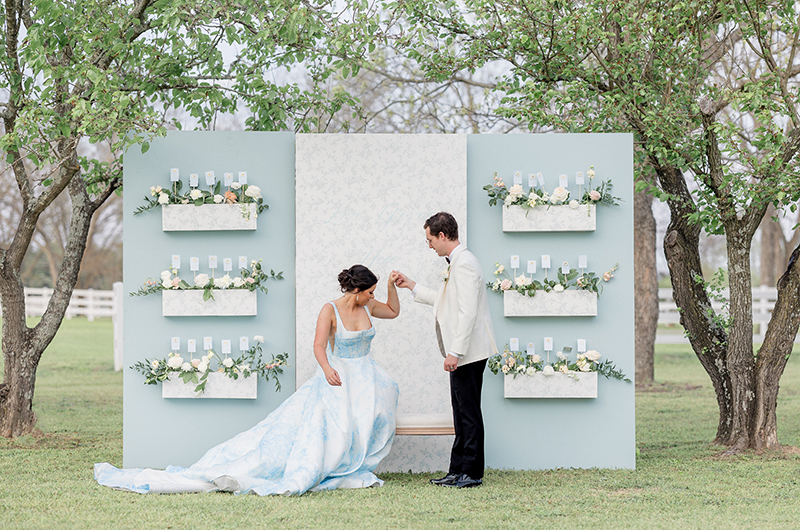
left=444, top=473, right=482, bottom=488
left=430, top=473, right=459, bottom=486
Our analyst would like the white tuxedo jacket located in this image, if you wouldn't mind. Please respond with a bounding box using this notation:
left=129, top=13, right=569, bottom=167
left=414, top=245, right=498, bottom=366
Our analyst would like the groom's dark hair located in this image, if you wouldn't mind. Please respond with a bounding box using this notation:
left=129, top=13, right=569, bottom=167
left=424, top=212, right=459, bottom=241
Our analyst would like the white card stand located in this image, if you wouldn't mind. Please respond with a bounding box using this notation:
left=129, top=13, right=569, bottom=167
left=162, top=289, right=257, bottom=316
left=161, top=204, right=258, bottom=231
left=504, top=372, right=598, bottom=398
left=502, top=204, right=596, bottom=232
left=162, top=372, right=258, bottom=399
left=503, top=290, right=598, bottom=317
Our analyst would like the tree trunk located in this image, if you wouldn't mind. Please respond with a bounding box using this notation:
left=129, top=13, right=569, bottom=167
left=658, top=165, right=733, bottom=444
left=634, top=188, right=658, bottom=384
left=752, top=244, right=800, bottom=450
left=722, top=231, right=756, bottom=453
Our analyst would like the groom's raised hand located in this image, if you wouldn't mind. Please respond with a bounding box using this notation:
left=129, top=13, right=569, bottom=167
left=392, top=271, right=416, bottom=291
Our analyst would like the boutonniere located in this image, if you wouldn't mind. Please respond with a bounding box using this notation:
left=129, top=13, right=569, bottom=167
left=441, top=265, right=451, bottom=283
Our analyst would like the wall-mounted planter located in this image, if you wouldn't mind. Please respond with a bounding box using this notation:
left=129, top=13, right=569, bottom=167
left=162, top=204, right=257, bottom=231
left=503, top=290, right=597, bottom=317
left=502, top=204, right=596, bottom=232
left=162, top=372, right=258, bottom=399
left=504, top=372, right=598, bottom=398
left=162, top=289, right=257, bottom=316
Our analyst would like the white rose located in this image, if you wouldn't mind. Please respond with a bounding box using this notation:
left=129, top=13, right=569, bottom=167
left=181, top=362, right=193, bottom=372
left=158, top=192, right=169, bottom=205
left=216, top=274, right=232, bottom=289
left=508, top=184, right=524, bottom=200
left=585, top=350, right=601, bottom=362
left=151, top=359, right=160, bottom=369
left=550, top=187, right=569, bottom=203
left=553, top=284, right=565, bottom=292
left=526, top=366, right=537, bottom=376
left=543, top=365, right=555, bottom=375
left=161, top=279, right=172, bottom=289
left=160, top=270, right=172, bottom=281
left=190, top=189, right=202, bottom=200
left=244, top=185, right=262, bottom=200
left=568, top=199, right=579, bottom=210
left=233, top=277, right=245, bottom=288
left=223, top=358, right=234, bottom=368
left=231, top=181, right=242, bottom=190
left=167, top=355, right=183, bottom=369
left=580, top=363, right=591, bottom=372
left=213, top=194, right=224, bottom=204
left=254, top=335, right=265, bottom=343
left=530, top=354, right=541, bottom=363
left=503, top=195, right=514, bottom=206
left=515, top=275, right=531, bottom=287
left=194, top=273, right=210, bottom=287
left=197, top=360, right=209, bottom=373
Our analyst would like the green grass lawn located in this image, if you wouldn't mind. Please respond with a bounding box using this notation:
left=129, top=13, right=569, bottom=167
left=2, top=318, right=800, bottom=529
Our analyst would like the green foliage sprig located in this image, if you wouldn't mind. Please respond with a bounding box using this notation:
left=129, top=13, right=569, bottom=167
left=130, top=339, right=290, bottom=394
left=488, top=344, right=630, bottom=383
left=130, top=259, right=283, bottom=299
left=487, top=262, right=618, bottom=297
left=134, top=180, right=268, bottom=217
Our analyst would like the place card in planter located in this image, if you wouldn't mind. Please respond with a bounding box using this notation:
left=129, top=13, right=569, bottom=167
left=503, top=290, right=597, bottom=317
left=162, top=372, right=257, bottom=399
left=504, top=372, right=598, bottom=398
left=502, top=204, right=596, bottom=232
left=162, top=289, right=257, bottom=316
left=161, top=204, right=257, bottom=231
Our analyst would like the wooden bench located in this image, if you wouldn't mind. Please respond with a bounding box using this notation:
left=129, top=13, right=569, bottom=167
left=395, top=413, right=455, bottom=435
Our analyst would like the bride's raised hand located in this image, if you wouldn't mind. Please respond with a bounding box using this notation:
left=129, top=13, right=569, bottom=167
left=388, top=271, right=400, bottom=288
left=324, top=366, right=342, bottom=386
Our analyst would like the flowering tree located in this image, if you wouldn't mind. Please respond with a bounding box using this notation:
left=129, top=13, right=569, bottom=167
left=391, top=0, right=800, bottom=452
left=0, top=0, right=370, bottom=437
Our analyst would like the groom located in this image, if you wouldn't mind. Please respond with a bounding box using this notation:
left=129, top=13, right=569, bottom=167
left=394, top=212, right=497, bottom=489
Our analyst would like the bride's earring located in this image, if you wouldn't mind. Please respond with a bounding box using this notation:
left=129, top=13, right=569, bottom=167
left=356, top=294, right=359, bottom=303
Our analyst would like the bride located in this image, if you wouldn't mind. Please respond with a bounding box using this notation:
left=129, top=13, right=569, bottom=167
left=95, top=265, right=400, bottom=495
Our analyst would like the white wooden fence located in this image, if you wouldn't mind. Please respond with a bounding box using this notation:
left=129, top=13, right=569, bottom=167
left=0, top=282, right=125, bottom=371
left=0, top=284, right=792, bottom=371
left=657, top=285, right=789, bottom=344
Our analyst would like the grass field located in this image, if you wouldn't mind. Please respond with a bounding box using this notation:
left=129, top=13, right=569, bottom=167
left=2, top=318, right=800, bottom=529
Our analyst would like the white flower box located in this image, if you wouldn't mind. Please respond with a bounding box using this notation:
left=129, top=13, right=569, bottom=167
left=162, top=289, right=257, bottom=317
left=504, top=372, right=598, bottom=398
left=162, top=372, right=258, bottom=399
left=162, top=204, right=257, bottom=231
left=503, top=290, right=597, bottom=317
left=502, top=204, right=596, bottom=232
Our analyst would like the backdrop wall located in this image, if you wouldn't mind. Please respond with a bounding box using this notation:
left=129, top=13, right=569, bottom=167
left=122, top=132, right=634, bottom=471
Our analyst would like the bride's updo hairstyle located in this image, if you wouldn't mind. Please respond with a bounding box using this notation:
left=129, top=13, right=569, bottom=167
left=338, top=265, right=378, bottom=293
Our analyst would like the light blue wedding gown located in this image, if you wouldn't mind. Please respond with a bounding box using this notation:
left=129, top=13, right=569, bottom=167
left=95, top=302, right=399, bottom=495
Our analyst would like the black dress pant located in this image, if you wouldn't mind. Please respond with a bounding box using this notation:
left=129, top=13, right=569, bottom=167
left=448, top=358, right=487, bottom=479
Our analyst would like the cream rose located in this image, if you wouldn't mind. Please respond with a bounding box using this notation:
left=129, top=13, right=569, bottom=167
left=233, top=277, right=245, bottom=288
left=194, top=273, right=210, bottom=287
left=167, top=355, right=183, bottom=369
left=550, top=187, right=569, bottom=203
left=508, top=184, right=524, bottom=201
left=181, top=362, right=193, bottom=372
left=500, top=279, right=512, bottom=290
left=515, top=275, right=531, bottom=287
left=216, top=274, right=232, bottom=289
left=158, top=192, right=169, bottom=205
left=191, top=358, right=201, bottom=368
left=253, top=335, right=265, bottom=343
left=530, top=354, right=541, bottom=363
left=525, top=366, right=536, bottom=376
left=543, top=365, right=555, bottom=375
left=585, top=350, right=601, bottom=362
left=568, top=199, right=579, bottom=210
left=244, top=185, right=262, bottom=200
left=190, top=189, right=203, bottom=200
left=553, top=284, right=565, bottom=292
left=223, top=357, right=234, bottom=368
left=231, top=181, right=242, bottom=190
left=197, top=360, right=209, bottom=373
left=213, top=194, right=224, bottom=204
left=160, top=270, right=172, bottom=281
left=161, top=279, right=172, bottom=289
